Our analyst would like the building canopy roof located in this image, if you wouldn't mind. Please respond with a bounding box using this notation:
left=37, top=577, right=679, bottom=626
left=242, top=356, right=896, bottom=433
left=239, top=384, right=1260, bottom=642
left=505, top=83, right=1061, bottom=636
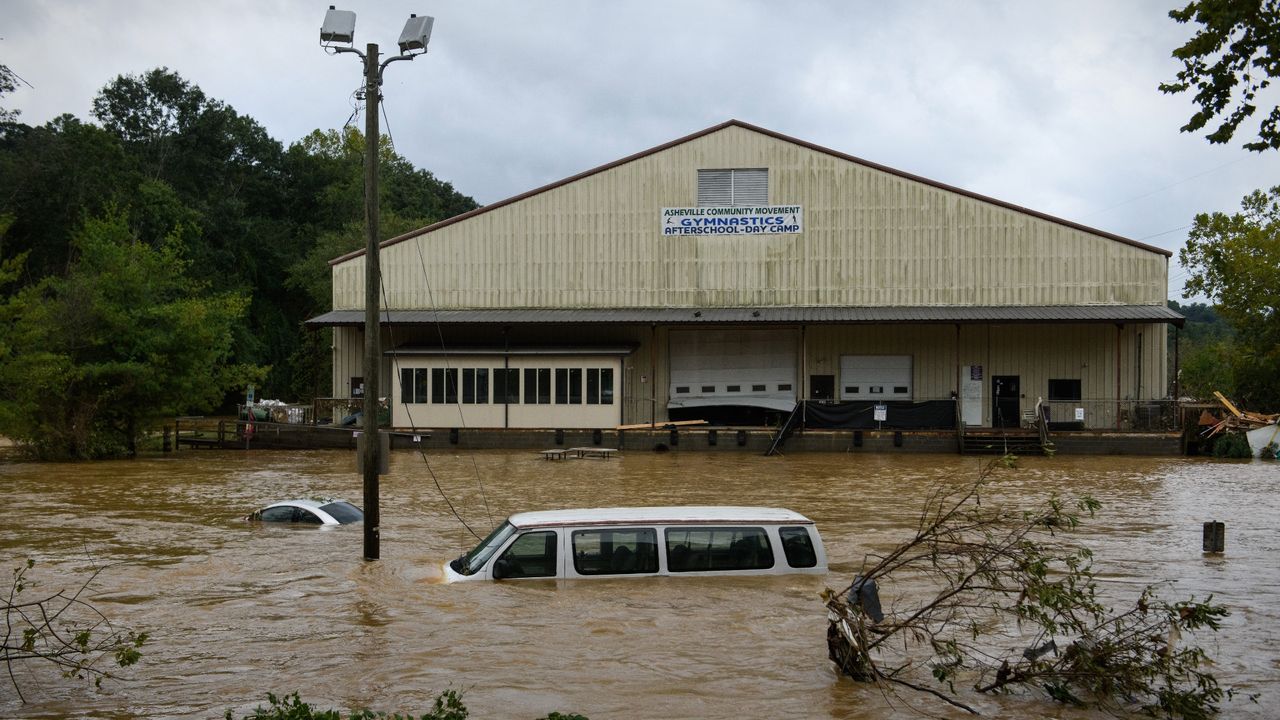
left=307, top=304, right=1185, bottom=328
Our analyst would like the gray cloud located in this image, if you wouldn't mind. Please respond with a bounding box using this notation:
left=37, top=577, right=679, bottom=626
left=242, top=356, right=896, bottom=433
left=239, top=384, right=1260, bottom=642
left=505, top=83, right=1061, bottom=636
left=5, top=0, right=1275, bottom=301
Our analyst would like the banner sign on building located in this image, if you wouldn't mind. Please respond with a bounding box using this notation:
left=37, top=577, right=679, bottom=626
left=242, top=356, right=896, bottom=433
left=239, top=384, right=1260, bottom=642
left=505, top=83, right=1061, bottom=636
left=661, top=206, right=803, bottom=236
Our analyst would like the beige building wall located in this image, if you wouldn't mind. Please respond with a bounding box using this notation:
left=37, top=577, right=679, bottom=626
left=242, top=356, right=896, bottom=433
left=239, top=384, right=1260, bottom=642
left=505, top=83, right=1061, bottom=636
left=333, top=124, right=1168, bottom=312
left=336, top=321, right=1167, bottom=430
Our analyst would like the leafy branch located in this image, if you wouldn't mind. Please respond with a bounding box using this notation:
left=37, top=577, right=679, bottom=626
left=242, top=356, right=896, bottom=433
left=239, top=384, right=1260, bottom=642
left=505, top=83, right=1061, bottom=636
left=824, top=457, right=1241, bottom=718
left=2, top=559, right=147, bottom=702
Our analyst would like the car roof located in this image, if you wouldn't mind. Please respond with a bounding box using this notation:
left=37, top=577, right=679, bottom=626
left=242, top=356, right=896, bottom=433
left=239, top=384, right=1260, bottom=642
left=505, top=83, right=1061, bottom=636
left=265, top=498, right=334, bottom=511
left=507, top=506, right=813, bottom=529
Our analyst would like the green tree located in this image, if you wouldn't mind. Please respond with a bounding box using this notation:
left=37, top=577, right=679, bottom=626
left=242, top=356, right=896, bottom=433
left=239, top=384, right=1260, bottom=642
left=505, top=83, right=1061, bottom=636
left=280, top=127, right=477, bottom=400
left=1167, top=301, right=1236, bottom=399
left=0, top=210, right=262, bottom=459
left=1160, top=0, right=1280, bottom=151
left=0, top=63, right=22, bottom=126
left=0, top=115, right=141, bottom=278
left=1180, top=186, right=1280, bottom=409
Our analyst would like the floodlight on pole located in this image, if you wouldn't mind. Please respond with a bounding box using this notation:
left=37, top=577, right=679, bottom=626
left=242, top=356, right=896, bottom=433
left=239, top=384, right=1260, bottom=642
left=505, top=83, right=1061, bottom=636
left=320, top=6, right=434, bottom=562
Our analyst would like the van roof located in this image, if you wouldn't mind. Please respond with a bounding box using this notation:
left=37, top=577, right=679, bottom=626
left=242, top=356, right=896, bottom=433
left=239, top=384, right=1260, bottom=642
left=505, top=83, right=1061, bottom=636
left=507, top=506, right=814, bottom=529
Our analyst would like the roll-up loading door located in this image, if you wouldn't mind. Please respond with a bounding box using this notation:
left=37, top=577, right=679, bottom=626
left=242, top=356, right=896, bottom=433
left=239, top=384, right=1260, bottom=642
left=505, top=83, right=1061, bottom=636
left=668, top=328, right=798, bottom=412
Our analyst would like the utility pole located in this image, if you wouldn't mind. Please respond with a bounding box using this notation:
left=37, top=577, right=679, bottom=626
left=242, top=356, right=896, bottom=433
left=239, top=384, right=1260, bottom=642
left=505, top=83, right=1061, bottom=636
left=321, top=7, right=434, bottom=561
left=361, top=39, right=382, bottom=560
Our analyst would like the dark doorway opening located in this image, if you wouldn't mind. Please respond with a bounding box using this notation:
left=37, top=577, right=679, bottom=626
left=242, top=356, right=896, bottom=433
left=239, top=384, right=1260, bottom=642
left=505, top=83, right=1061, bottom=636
left=992, top=375, right=1020, bottom=428
left=809, top=374, right=835, bottom=401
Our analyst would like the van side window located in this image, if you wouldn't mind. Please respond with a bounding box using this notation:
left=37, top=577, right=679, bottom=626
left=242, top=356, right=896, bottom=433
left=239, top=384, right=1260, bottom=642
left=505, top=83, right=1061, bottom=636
left=779, top=526, right=817, bottom=568
left=664, top=527, right=774, bottom=572
left=496, top=531, right=557, bottom=578
left=572, top=528, right=659, bottom=575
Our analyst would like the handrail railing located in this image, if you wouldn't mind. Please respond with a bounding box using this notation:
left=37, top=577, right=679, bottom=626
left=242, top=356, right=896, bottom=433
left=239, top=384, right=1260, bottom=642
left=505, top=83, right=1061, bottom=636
left=765, top=402, right=804, bottom=457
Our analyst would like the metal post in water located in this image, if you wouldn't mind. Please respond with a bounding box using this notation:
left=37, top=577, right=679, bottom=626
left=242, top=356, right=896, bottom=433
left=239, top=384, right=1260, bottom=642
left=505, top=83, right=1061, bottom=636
left=1203, top=521, right=1225, bottom=553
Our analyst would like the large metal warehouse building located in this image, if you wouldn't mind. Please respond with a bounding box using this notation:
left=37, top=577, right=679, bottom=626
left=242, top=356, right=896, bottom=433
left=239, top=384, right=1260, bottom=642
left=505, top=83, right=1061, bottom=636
left=308, top=120, right=1182, bottom=434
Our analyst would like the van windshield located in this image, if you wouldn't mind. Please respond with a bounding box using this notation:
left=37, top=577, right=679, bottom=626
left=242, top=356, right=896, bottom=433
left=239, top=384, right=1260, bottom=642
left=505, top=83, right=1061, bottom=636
left=458, top=521, right=517, bottom=575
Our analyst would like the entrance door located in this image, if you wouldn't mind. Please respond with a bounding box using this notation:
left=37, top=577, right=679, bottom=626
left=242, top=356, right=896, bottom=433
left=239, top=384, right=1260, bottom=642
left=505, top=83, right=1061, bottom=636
left=992, top=376, right=1020, bottom=428
left=809, top=374, right=835, bottom=401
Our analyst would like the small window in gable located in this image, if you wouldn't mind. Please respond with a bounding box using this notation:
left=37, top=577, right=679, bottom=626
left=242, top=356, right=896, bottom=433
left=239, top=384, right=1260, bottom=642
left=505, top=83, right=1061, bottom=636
left=698, top=169, right=767, bottom=207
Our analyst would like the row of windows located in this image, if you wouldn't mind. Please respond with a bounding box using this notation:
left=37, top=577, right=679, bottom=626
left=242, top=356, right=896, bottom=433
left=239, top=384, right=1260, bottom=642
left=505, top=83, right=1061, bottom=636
left=496, top=525, right=817, bottom=579
left=674, top=383, right=792, bottom=394
left=844, top=385, right=909, bottom=395
left=400, top=367, right=614, bottom=406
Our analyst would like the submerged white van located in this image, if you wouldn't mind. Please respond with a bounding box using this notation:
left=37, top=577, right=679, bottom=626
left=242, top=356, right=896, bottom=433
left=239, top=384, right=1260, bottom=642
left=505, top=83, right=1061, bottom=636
left=443, top=506, right=827, bottom=582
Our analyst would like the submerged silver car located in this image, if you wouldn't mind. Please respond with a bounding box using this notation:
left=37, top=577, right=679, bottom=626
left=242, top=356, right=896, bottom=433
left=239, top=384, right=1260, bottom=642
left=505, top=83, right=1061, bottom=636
left=247, top=498, right=363, bottom=526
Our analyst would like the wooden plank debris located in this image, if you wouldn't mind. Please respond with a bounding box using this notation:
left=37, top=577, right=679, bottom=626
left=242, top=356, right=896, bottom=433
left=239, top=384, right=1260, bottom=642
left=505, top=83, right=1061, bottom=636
left=614, top=419, right=708, bottom=430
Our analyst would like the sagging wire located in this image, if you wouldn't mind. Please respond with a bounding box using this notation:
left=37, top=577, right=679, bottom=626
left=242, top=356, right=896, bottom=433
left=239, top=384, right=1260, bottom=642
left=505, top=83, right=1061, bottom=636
left=379, top=280, right=486, bottom=542
left=404, top=223, right=496, bottom=533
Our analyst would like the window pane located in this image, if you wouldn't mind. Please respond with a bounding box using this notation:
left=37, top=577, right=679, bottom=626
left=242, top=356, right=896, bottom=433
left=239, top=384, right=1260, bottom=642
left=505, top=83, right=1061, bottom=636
left=414, top=369, right=429, bottom=403
left=1048, top=379, right=1082, bottom=402
left=697, top=169, right=732, bottom=206
left=569, top=368, right=582, bottom=404
left=432, top=368, right=445, bottom=404
left=537, top=369, right=551, bottom=404
left=731, top=168, right=768, bottom=206
left=259, top=506, right=295, bottom=522
left=664, top=527, right=774, bottom=572
left=498, top=531, right=557, bottom=578
left=462, top=368, right=476, bottom=404
left=400, top=368, right=413, bottom=405
left=494, top=368, right=507, bottom=404
left=601, top=368, right=614, bottom=404
left=524, top=368, right=537, bottom=404
left=476, top=368, right=489, bottom=404
left=572, top=528, right=659, bottom=575
left=555, top=368, right=569, bottom=404
left=587, top=369, right=600, bottom=405
left=505, top=369, right=521, bottom=403
left=444, top=368, right=458, bottom=404
left=779, top=526, right=817, bottom=568
left=295, top=509, right=323, bottom=525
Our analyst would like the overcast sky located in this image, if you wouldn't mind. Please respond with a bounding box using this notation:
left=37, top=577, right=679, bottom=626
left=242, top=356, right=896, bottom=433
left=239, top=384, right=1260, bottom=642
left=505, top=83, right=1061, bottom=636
left=5, top=1, right=1277, bottom=301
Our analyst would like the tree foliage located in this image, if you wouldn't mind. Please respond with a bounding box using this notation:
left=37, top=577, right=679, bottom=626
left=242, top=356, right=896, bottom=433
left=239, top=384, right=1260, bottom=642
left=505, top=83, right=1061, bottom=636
left=1167, top=301, right=1236, bottom=399
left=825, top=459, right=1237, bottom=718
left=227, top=690, right=587, bottom=720
left=1160, top=0, right=1280, bottom=151
left=1179, top=186, right=1280, bottom=409
left=0, top=67, right=478, bottom=413
left=0, top=211, right=261, bottom=459
left=2, top=559, right=146, bottom=703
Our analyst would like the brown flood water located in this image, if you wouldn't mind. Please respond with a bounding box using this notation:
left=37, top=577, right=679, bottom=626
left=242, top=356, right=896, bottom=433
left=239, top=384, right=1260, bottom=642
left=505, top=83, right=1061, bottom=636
left=0, top=450, right=1277, bottom=719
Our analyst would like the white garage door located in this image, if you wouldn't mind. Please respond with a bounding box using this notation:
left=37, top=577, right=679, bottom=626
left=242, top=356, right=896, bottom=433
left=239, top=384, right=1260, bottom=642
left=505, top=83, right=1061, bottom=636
left=668, top=329, right=797, bottom=412
left=840, top=355, right=913, bottom=401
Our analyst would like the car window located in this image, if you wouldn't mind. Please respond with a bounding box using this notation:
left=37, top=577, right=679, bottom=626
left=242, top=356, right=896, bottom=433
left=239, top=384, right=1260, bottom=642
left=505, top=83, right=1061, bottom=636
left=779, top=526, right=817, bottom=568
left=259, top=506, right=295, bottom=522
left=295, top=508, right=323, bottom=524
left=572, top=528, right=659, bottom=575
left=664, top=527, right=774, bottom=572
left=496, top=531, right=557, bottom=578
left=320, top=501, right=363, bottom=524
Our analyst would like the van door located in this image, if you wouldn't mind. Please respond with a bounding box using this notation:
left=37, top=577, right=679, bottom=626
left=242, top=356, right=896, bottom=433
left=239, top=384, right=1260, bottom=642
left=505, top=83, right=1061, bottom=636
left=491, top=529, right=560, bottom=579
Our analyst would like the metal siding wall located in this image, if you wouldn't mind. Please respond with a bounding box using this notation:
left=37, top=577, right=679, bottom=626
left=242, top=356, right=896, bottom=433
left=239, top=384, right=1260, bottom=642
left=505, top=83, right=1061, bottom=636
left=332, top=326, right=362, bottom=397
left=332, top=126, right=1168, bottom=311
left=803, top=323, right=1167, bottom=429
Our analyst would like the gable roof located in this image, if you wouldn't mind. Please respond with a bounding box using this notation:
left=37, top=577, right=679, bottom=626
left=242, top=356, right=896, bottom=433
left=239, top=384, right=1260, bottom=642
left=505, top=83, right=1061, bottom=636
left=331, top=119, right=1172, bottom=265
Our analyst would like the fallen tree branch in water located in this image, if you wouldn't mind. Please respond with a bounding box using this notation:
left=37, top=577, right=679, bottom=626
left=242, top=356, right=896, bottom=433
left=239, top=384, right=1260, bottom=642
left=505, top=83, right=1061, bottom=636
left=2, top=559, right=146, bottom=702
left=824, top=456, right=1243, bottom=718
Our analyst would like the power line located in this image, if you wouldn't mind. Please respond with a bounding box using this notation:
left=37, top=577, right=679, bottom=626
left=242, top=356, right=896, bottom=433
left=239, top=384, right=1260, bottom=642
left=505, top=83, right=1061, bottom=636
left=1079, top=156, right=1251, bottom=220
